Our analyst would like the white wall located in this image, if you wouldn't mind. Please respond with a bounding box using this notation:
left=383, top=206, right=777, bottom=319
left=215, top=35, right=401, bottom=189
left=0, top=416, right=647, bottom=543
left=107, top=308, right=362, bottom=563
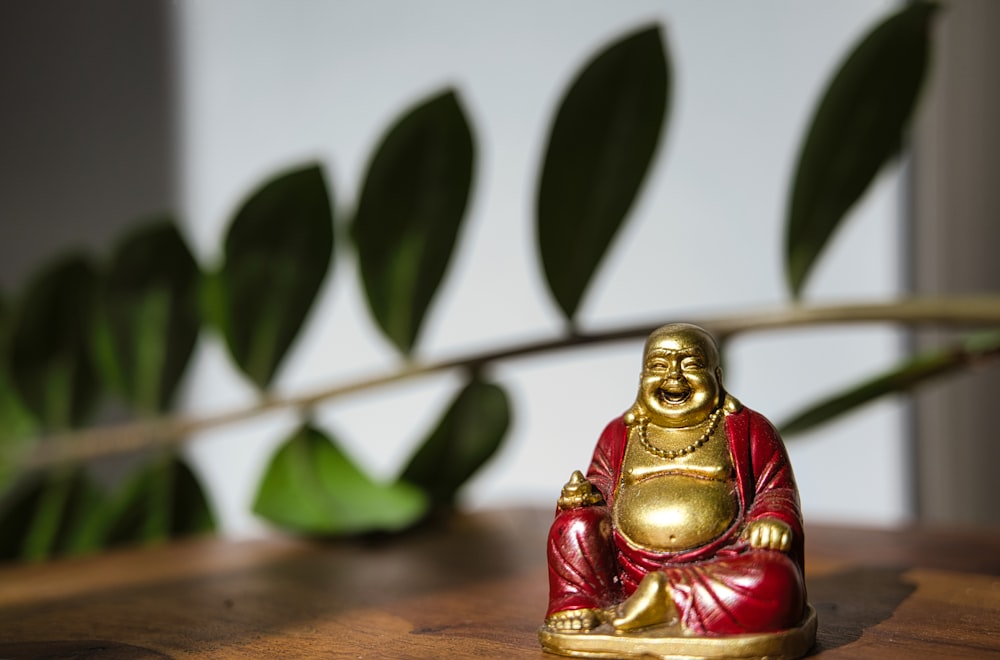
left=175, top=0, right=909, bottom=537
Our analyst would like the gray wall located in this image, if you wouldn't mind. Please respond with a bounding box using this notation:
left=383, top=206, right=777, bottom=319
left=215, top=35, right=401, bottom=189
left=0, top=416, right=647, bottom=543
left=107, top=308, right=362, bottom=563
left=912, top=0, right=1000, bottom=526
left=0, top=1, right=176, bottom=290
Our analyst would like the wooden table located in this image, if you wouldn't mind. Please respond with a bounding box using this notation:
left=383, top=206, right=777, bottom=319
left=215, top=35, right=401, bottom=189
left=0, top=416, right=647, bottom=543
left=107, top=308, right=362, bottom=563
left=1, top=509, right=998, bottom=658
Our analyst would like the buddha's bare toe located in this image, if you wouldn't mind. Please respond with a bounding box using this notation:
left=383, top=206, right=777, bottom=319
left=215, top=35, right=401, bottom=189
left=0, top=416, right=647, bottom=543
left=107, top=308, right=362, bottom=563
left=611, top=572, right=679, bottom=632
left=546, top=608, right=601, bottom=633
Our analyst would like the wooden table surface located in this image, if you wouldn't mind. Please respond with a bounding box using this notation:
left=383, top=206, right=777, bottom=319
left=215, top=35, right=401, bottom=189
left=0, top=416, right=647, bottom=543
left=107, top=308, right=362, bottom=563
left=1, top=509, right=999, bottom=659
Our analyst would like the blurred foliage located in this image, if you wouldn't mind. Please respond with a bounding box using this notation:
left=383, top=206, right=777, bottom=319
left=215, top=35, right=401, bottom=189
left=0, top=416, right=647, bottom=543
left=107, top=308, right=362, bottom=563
left=9, top=255, right=100, bottom=430
left=352, top=90, right=475, bottom=355
left=781, top=330, right=1000, bottom=435
left=206, top=164, right=334, bottom=389
left=2, top=2, right=978, bottom=561
left=786, top=3, right=937, bottom=296
left=93, top=220, right=200, bottom=413
left=401, top=376, right=511, bottom=508
left=537, top=24, right=669, bottom=324
left=253, top=424, right=428, bottom=535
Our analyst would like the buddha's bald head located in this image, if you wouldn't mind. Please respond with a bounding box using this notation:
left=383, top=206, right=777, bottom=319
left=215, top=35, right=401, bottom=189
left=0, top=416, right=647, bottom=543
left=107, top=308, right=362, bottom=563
left=632, top=323, right=724, bottom=428
left=643, top=323, right=721, bottom=371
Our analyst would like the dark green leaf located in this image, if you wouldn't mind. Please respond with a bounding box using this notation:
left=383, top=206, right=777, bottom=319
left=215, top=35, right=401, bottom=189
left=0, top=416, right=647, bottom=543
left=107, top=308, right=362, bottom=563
left=92, top=220, right=201, bottom=413
left=781, top=329, right=1000, bottom=436
left=101, top=454, right=216, bottom=547
left=351, top=89, right=475, bottom=355
left=0, top=473, right=45, bottom=560
left=0, top=398, right=34, bottom=497
left=169, top=457, right=216, bottom=536
left=199, top=268, right=227, bottom=335
left=537, top=24, right=670, bottom=322
left=0, top=468, right=106, bottom=562
left=401, top=377, right=510, bottom=506
left=0, top=371, right=36, bottom=447
left=0, top=295, right=38, bottom=492
left=0, top=455, right=215, bottom=562
left=8, top=254, right=100, bottom=429
left=785, top=3, right=938, bottom=297
left=211, top=164, right=334, bottom=388
left=50, top=472, right=110, bottom=557
left=254, top=424, right=428, bottom=535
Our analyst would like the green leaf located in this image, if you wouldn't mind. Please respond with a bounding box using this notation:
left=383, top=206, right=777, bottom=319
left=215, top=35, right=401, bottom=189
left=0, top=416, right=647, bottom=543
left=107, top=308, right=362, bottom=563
left=0, top=468, right=106, bottom=562
left=351, top=89, right=475, bottom=355
left=0, top=456, right=215, bottom=562
left=100, top=454, right=216, bottom=548
left=781, top=329, right=1000, bottom=436
left=0, top=391, right=35, bottom=495
left=8, top=254, right=100, bottom=429
left=49, top=472, right=111, bottom=557
left=0, top=473, right=45, bottom=560
left=0, top=370, right=36, bottom=447
left=211, top=164, right=334, bottom=388
left=536, top=24, right=670, bottom=322
left=0, top=295, right=38, bottom=493
left=785, top=2, right=938, bottom=297
left=92, top=220, right=201, bottom=413
left=401, top=377, right=511, bottom=506
left=169, top=457, right=216, bottom=536
left=254, top=424, right=428, bottom=535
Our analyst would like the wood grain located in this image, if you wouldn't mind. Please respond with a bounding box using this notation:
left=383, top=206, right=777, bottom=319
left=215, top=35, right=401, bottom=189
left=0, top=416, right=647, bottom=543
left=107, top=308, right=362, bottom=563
left=1, top=509, right=998, bottom=658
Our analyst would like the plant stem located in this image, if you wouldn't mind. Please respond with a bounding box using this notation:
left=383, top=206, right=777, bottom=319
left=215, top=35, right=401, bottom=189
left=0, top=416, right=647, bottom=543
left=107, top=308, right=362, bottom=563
left=10, top=296, right=1000, bottom=470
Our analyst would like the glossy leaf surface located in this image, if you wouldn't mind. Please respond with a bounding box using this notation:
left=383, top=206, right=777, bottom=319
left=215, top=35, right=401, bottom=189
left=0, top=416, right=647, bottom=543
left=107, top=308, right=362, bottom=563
left=785, top=3, right=937, bottom=297
left=537, top=25, right=669, bottom=322
left=212, top=164, right=334, bottom=388
left=8, top=255, right=100, bottom=429
left=254, top=424, right=428, bottom=535
left=92, top=220, right=201, bottom=413
left=781, top=330, right=1000, bottom=436
left=352, top=89, right=474, bottom=355
left=401, top=377, right=511, bottom=506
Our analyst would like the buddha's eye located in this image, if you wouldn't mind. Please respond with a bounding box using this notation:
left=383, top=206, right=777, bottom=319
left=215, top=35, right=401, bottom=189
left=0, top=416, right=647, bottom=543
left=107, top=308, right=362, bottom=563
left=647, top=360, right=668, bottom=371
left=681, top=358, right=703, bottom=370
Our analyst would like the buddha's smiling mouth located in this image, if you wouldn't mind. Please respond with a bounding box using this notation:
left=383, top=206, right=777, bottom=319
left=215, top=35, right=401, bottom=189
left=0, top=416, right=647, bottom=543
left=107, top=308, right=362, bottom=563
left=657, top=383, right=691, bottom=405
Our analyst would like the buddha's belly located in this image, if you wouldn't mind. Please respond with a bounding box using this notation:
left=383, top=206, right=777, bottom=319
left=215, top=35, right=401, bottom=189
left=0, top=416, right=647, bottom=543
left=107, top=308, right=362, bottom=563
left=613, top=475, right=738, bottom=551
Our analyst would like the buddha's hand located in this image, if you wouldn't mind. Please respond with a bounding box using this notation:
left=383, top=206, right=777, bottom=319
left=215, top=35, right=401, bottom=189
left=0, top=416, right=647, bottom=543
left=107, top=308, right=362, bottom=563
left=742, top=518, right=793, bottom=552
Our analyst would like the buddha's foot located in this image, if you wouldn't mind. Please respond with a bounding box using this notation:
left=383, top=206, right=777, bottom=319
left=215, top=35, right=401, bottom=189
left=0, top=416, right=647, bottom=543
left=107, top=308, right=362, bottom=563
left=610, top=571, right=679, bottom=632
left=546, top=608, right=602, bottom=633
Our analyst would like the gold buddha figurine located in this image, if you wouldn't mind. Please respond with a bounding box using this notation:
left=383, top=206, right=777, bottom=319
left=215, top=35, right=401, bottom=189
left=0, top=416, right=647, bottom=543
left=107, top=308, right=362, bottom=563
left=539, top=323, right=816, bottom=659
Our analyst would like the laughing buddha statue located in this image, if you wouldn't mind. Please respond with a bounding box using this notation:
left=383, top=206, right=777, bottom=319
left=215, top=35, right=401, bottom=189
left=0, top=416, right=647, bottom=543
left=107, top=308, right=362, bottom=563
left=539, top=323, right=816, bottom=659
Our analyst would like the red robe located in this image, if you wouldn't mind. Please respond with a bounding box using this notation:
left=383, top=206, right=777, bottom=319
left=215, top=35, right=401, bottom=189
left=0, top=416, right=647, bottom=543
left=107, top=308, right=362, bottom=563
left=545, top=407, right=806, bottom=635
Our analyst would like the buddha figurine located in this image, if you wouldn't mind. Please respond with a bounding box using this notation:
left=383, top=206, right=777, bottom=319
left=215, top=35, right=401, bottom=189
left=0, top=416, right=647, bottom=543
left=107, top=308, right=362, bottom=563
left=539, top=323, right=816, bottom=659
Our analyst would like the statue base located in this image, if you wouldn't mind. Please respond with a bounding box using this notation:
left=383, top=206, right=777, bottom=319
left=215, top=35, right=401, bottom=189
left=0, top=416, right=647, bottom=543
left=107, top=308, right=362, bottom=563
left=538, top=604, right=816, bottom=660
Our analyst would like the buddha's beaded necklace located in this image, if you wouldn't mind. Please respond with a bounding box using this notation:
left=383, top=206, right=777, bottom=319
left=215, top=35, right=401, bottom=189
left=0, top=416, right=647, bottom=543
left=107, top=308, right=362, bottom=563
left=636, top=406, right=723, bottom=460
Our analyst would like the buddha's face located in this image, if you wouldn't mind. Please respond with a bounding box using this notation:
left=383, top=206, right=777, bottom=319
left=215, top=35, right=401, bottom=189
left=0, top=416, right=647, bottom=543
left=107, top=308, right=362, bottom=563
left=638, top=325, right=722, bottom=428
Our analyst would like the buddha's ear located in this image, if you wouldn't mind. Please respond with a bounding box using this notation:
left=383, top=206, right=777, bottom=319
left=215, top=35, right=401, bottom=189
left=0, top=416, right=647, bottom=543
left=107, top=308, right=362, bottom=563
left=624, top=400, right=645, bottom=427
left=723, top=393, right=743, bottom=414
left=715, top=366, right=724, bottom=384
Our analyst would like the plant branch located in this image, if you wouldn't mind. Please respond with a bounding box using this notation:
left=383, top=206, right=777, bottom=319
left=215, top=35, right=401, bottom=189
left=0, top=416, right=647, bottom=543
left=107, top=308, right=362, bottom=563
left=10, top=296, right=1000, bottom=471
